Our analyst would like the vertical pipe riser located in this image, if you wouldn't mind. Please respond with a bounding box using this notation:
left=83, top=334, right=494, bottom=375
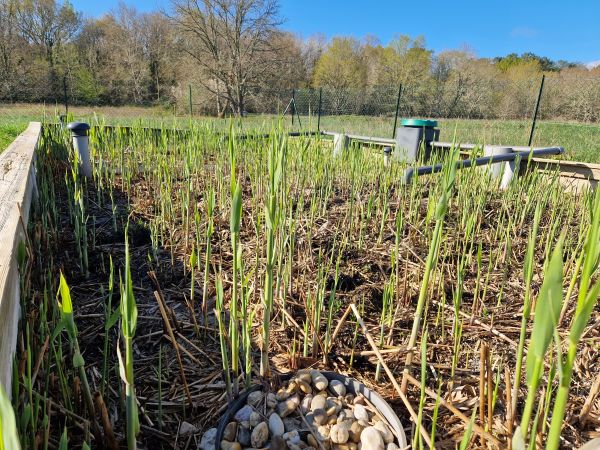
left=74, top=137, right=91, bottom=178
left=333, top=134, right=349, bottom=157
left=68, top=122, right=92, bottom=178
left=383, top=146, right=392, bottom=167
left=482, top=146, right=515, bottom=190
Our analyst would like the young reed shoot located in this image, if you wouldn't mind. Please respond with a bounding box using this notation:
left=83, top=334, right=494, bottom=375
left=261, top=134, right=286, bottom=377
left=0, top=384, right=21, bottom=450
left=119, top=232, right=140, bottom=450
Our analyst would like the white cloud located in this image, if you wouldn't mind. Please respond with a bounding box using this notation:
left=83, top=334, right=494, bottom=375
left=510, top=27, right=538, bottom=38
left=586, top=60, right=600, bottom=69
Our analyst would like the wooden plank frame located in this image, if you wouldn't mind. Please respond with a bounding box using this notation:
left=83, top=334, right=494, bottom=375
left=528, top=157, right=600, bottom=192
left=0, top=122, right=42, bottom=394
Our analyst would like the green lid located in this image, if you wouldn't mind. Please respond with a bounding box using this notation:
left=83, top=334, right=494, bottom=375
left=401, top=119, right=438, bottom=128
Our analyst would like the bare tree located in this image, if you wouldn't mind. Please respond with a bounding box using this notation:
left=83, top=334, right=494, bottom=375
left=14, top=0, right=79, bottom=99
left=110, top=4, right=152, bottom=104
left=141, top=13, right=178, bottom=102
left=0, top=0, right=21, bottom=100
left=15, top=0, right=79, bottom=67
left=169, top=0, right=282, bottom=116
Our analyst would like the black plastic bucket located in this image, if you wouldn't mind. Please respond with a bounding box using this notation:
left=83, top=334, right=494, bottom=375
left=215, top=371, right=407, bottom=448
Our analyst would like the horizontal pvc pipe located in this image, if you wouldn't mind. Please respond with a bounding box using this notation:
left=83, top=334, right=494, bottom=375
left=431, top=141, right=560, bottom=152
left=225, top=131, right=321, bottom=140
left=402, top=147, right=564, bottom=184
left=321, top=130, right=396, bottom=145
left=320, top=134, right=555, bottom=153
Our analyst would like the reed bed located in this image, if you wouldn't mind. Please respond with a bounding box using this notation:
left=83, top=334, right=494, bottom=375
left=3, top=121, right=599, bottom=449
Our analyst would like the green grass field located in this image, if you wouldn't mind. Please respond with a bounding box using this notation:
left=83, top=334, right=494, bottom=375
left=0, top=123, right=23, bottom=149
left=2, top=103, right=600, bottom=163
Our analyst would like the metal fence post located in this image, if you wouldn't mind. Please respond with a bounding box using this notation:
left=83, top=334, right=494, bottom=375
left=291, top=88, right=295, bottom=126
left=392, top=84, right=403, bottom=138
left=189, top=84, right=193, bottom=117
left=317, top=87, right=322, bottom=133
left=527, top=74, right=545, bottom=147
left=64, top=76, right=68, bottom=114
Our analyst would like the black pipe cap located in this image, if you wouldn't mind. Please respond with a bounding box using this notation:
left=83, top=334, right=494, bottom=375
left=67, top=122, right=90, bottom=136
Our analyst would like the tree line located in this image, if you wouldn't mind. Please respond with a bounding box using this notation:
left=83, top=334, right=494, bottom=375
left=1, top=0, right=600, bottom=121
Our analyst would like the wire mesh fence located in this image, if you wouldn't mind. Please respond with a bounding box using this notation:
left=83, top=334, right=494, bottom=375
left=283, top=79, right=549, bottom=139
left=281, top=78, right=600, bottom=161
left=172, top=76, right=600, bottom=125
left=294, top=86, right=400, bottom=117
left=6, top=73, right=600, bottom=126
left=3, top=74, right=600, bottom=161
left=288, top=79, right=548, bottom=132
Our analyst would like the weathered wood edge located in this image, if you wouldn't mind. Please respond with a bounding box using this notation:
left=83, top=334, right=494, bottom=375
left=529, top=157, right=600, bottom=192
left=0, top=122, right=42, bottom=395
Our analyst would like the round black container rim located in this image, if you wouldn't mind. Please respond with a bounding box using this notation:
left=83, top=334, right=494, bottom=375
left=214, top=371, right=407, bottom=449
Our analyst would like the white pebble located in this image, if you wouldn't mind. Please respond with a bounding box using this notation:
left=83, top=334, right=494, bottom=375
left=360, top=427, right=384, bottom=450
left=330, top=380, right=347, bottom=397
left=353, top=404, right=369, bottom=422
left=269, top=413, right=285, bottom=437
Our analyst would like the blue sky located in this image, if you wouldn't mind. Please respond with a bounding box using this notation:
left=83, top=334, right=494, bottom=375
left=71, top=0, right=600, bottom=65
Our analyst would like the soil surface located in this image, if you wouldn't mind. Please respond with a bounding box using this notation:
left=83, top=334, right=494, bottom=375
left=14, top=130, right=600, bottom=449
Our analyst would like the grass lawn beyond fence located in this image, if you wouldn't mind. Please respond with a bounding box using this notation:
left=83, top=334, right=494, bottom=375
left=2, top=104, right=600, bottom=163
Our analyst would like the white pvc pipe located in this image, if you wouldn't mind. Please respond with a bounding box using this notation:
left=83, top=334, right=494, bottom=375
left=432, top=141, right=549, bottom=152
left=483, top=146, right=515, bottom=189
left=333, top=133, right=349, bottom=157
left=67, top=122, right=92, bottom=178
left=383, top=146, right=392, bottom=167
left=73, top=135, right=92, bottom=178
